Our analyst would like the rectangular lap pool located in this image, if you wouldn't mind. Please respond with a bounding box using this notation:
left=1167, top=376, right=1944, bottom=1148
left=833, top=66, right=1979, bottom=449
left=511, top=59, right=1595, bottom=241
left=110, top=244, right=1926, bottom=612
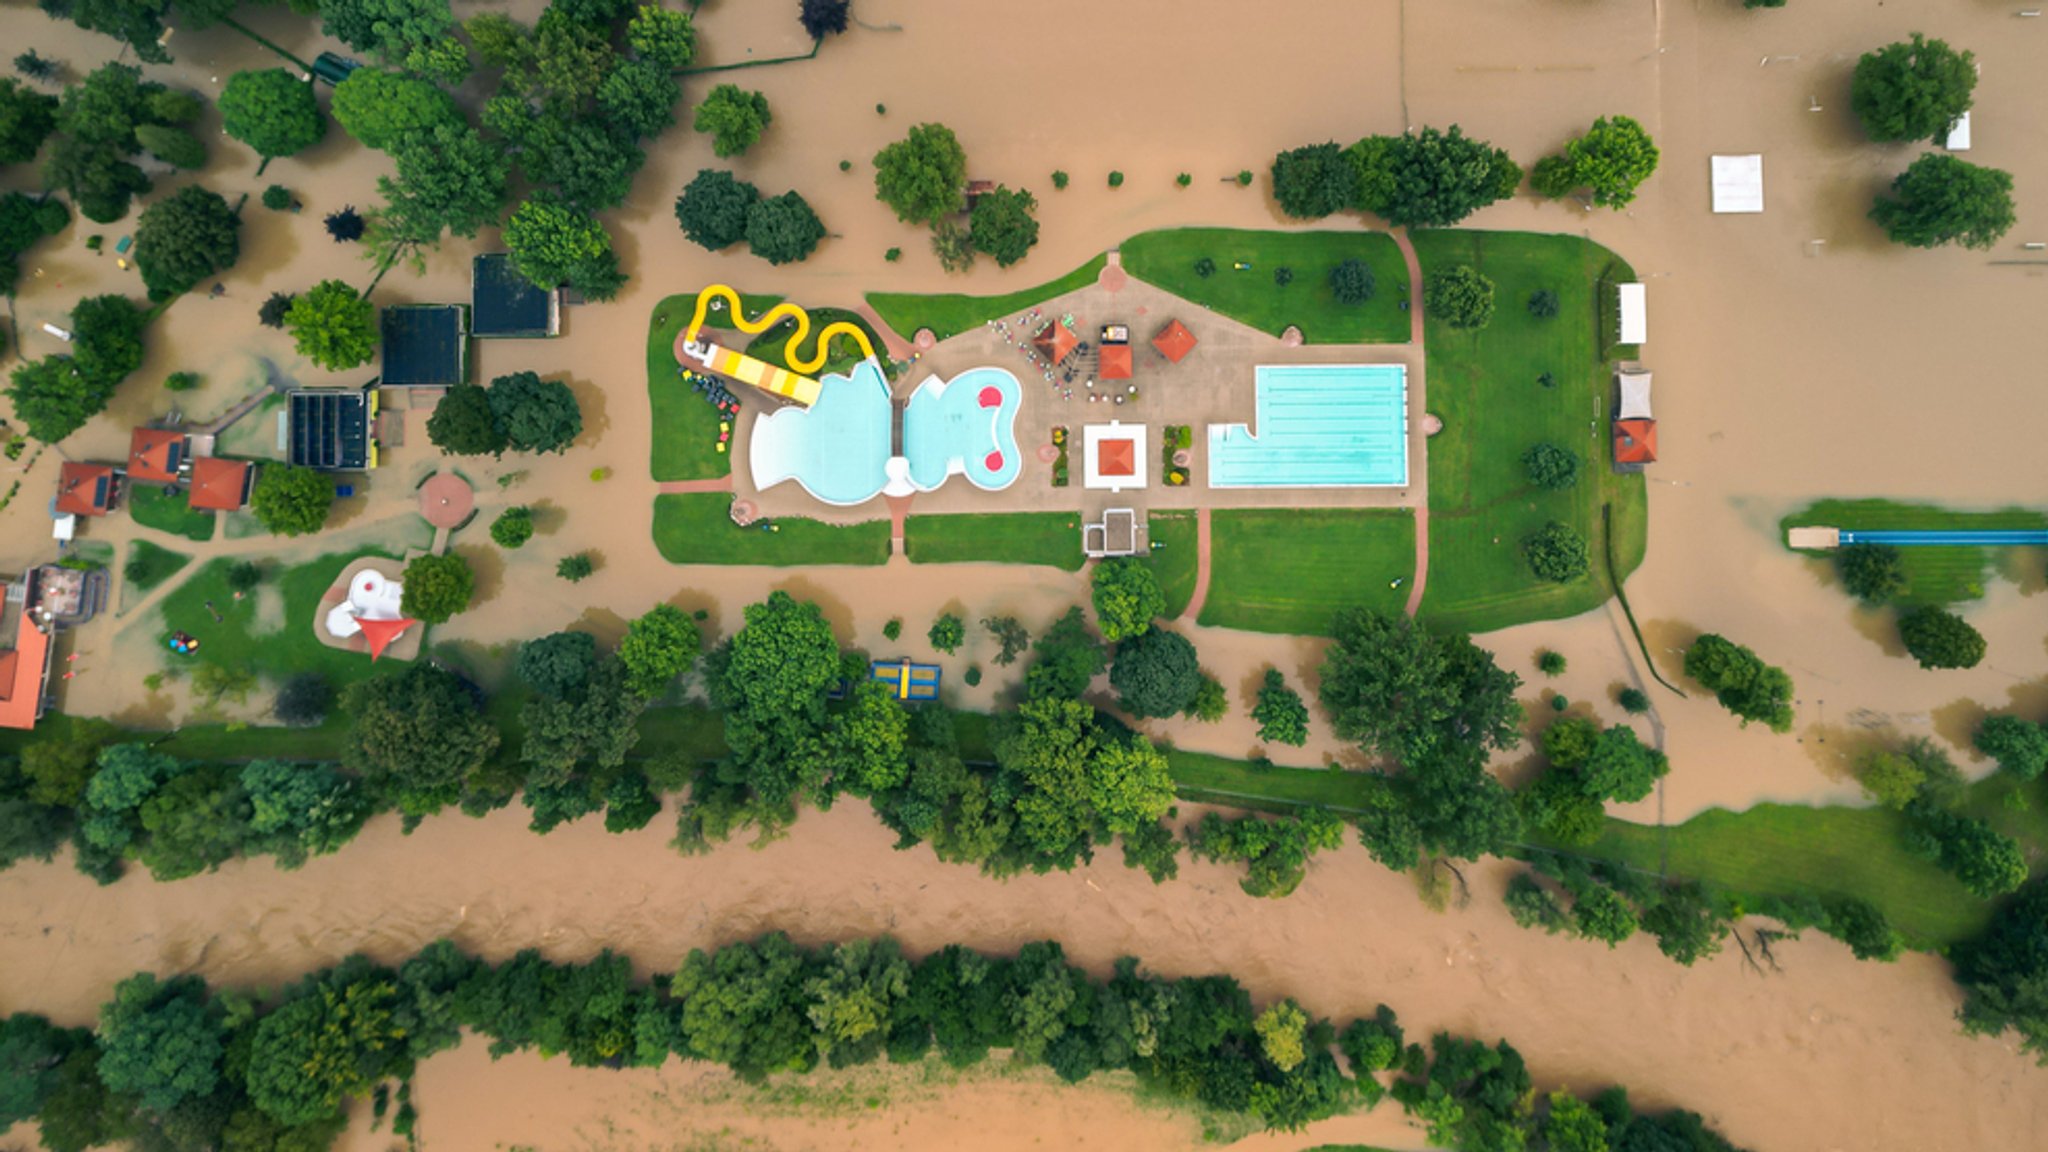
left=1207, top=364, right=1408, bottom=488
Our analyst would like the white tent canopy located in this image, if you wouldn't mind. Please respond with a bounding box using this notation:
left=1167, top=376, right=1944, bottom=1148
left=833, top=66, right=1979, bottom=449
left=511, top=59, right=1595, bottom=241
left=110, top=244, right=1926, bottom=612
left=1944, top=110, right=1972, bottom=151
left=1617, top=370, right=1653, bottom=421
left=1711, top=155, right=1764, bottom=214
left=1617, top=282, right=1646, bottom=345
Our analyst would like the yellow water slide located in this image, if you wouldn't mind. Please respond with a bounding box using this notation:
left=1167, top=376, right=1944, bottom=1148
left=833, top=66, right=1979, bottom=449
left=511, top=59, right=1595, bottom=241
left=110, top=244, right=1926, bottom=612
left=678, top=286, right=879, bottom=408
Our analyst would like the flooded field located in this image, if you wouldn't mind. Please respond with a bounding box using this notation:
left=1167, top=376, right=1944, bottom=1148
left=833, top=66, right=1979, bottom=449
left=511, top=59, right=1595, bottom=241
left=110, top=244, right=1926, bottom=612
left=3, top=0, right=2047, bottom=1147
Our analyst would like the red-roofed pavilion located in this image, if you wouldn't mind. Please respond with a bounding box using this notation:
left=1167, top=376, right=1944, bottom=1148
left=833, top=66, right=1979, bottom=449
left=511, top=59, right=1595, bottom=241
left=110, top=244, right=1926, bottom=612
left=1033, top=320, right=1079, bottom=365
left=1151, top=319, right=1197, bottom=364
left=1613, top=419, right=1658, bottom=465
left=1098, top=344, right=1133, bottom=380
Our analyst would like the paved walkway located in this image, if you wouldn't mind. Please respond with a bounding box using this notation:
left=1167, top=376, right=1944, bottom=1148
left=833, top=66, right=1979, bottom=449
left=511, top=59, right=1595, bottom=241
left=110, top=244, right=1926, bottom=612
left=851, top=303, right=915, bottom=361
left=1178, top=507, right=1214, bottom=623
left=885, top=493, right=914, bottom=557
left=654, top=475, right=735, bottom=495
left=1393, top=228, right=1431, bottom=619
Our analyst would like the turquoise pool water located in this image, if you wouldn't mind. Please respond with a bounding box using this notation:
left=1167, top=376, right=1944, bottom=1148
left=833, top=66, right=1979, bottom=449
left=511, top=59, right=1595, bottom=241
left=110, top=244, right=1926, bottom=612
left=748, top=360, right=893, bottom=506
left=1208, top=364, right=1408, bottom=487
left=903, top=367, right=1022, bottom=492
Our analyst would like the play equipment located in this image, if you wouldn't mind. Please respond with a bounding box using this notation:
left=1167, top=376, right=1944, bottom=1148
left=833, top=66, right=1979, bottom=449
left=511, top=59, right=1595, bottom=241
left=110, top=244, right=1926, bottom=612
left=166, top=631, right=199, bottom=655
left=870, top=658, right=940, bottom=702
left=676, top=286, right=880, bottom=409
left=324, top=567, right=418, bottom=661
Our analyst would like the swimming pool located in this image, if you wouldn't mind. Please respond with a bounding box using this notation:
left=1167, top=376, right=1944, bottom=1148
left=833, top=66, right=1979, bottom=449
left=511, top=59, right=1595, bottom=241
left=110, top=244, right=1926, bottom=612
left=1208, top=364, right=1408, bottom=488
left=749, top=359, right=893, bottom=506
left=902, top=367, right=1022, bottom=493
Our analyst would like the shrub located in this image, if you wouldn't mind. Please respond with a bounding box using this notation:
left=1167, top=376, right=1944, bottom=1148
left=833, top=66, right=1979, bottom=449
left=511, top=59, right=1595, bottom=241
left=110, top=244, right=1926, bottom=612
left=1185, top=673, right=1227, bottom=723
left=1617, top=687, right=1650, bottom=714
left=490, top=506, right=534, bottom=549
left=557, top=553, right=595, bottom=582
left=1898, top=605, right=1986, bottom=670
left=1251, top=669, right=1309, bottom=746
left=1524, top=522, right=1590, bottom=583
left=261, top=184, right=293, bottom=211
left=1235, top=170, right=1254, bottom=186
left=1273, top=266, right=1293, bottom=287
left=1051, top=169, right=1069, bottom=189
left=964, top=665, right=981, bottom=687
left=399, top=553, right=475, bottom=625
left=1175, top=172, right=1191, bottom=187
left=1425, top=265, right=1495, bottom=330
left=884, top=247, right=901, bottom=262
left=1328, top=258, right=1376, bottom=305
left=163, top=371, right=200, bottom=392
left=882, top=618, right=902, bottom=641
left=1536, top=650, right=1567, bottom=676
left=1836, top=542, right=1906, bottom=603
left=1107, top=170, right=1124, bottom=187
left=1193, top=256, right=1216, bottom=278
left=927, top=613, right=964, bottom=655
left=1527, top=289, right=1559, bottom=318
left=1522, top=443, right=1580, bottom=490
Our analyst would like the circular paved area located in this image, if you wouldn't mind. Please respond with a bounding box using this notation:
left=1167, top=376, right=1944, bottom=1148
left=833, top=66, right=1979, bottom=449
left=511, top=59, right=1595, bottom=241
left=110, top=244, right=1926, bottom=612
left=418, top=472, right=474, bottom=529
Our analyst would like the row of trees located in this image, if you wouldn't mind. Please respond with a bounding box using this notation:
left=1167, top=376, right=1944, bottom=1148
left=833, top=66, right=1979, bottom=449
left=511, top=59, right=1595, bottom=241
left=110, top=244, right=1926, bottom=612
left=426, top=370, right=585, bottom=457
left=871, top=123, right=1042, bottom=270
left=1847, top=35, right=2015, bottom=249
left=0, top=934, right=1753, bottom=1151
left=674, top=168, right=827, bottom=266
left=1681, top=634, right=1795, bottom=732
left=1832, top=543, right=1990, bottom=669
left=1855, top=736, right=2026, bottom=900
left=6, top=293, right=147, bottom=442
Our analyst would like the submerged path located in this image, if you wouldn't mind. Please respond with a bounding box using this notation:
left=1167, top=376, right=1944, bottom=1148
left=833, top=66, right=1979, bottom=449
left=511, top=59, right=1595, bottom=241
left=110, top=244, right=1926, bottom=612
left=1181, top=507, right=1213, bottom=623
left=654, top=475, right=736, bottom=495
left=1394, top=228, right=1429, bottom=619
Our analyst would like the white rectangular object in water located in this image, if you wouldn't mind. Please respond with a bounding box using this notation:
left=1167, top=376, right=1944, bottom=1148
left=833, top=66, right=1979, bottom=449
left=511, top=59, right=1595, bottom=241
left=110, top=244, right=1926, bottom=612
left=1711, top=155, right=1764, bottom=214
left=1944, top=111, right=1972, bottom=151
left=40, top=323, right=72, bottom=342
left=1617, top=283, right=1647, bottom=345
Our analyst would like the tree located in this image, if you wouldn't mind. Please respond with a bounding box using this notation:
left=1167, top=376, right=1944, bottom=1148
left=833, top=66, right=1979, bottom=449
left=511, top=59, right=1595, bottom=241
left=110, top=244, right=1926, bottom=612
left=1110, top=629, right=1202, bottom=719
left=325, top=207, right=365, bottom=242
left=132, top=184, right=239, bottom=301
left=1912, top=805, right=2026, bottom=898
left=1092, top=558, right=1167, bottom=643
left=0, top=78, right=59, bottom=164
left=981, top=616, right=1029, bottom=666
left=1349, top=125, right=1521, bottom=228
left=1524, top=521, right=1590, bottom=583
left=1424, top=265, right=1495, bottom=330
left=628, top=4, right=697, bottom=67
left=241, top=759, right=368, bottom=868
left=1541, top=1092, right=1611, bottom=1152
left=1328, top=258, right=1375, bottom=305
left=723, top=591, right=839, bottom=722
left=330, top=68, right=460, bottom=151
left=1026, top=607, right=1105, bottom=701
left=219, top=69, right=325, bottom=160
left=274, top=672, right=332, bottom=728
left=675, top=168, right=760, bottom=251
left=1898, top=605, right=1986, bottom=670
left=826, top=678, right=910, bottom=796
left=1954, top=878, right=2048, bottom=1057
left=381, top=121, right=511, bottom=242
left=488, top=371, right=583, bottom=453
left=1836, top=542, right=1906, bottom=603
left=1975, top=715, right=2048, bottom=781
left=804, top=937, right=911, bottom=1066
left=246, top=965, right=406, bottom=1124
left=927, top=614, right=965, bottom=655
left=745, top=190, right=826, bottom=266
left=283, top=280, right=378, bottom=371
left=426, top=383, right=508, bottom=456
left=599, top=59, right=681, bottom=139
left=1850, top=33, right=1976, bottom=143
left=1255, top=1001, right=1309, bottom=1072
left=8, top=358, right=95, bottom=443
left=70, top=293, right=146, bottom=387
left=619, top=604, right=701, bottom=697
left=490, top=505, right=534, bottom=549
left=95, top=973, right=224, bottom=1114
left=1320, top=610, right=1522, bottom=767
left=504, top=192, right=625, bottom=298
left=322, top=0, right=465, bottom=83
left=873, top=123, right=967, bottom=226
left=1252, top=669, right=1309, bottom=746
left=519, top=631, right=598, bottom=699
left=1537, top=116, right=1659, bottom=209
left=1269, top=142, right=1355, bottom=220
left=250, top=465, right=334, bottom=537
left=994, top=697, right=1103, bottom=869
left=1570, top=882, right=1638, bottom=946
left=558, top=553, right=595, bottom=582
left=1579, top=725, right=1668, bottom=804
left=799, top=0, right=851, bottom=39
left=400, top=552, right=475, bottom=624
left=1857, top=748, right=1926, bottom=810
left=1825, top=896, right=1903, bottom=962
left=693, top=84, right=771, bottom=157
left=60, top=0, right=176, bottom=64
left=968, top=185, right=1040, bottom=267
left=342, top=663, right=500, bottom=818
left=1682, top=634, right=1795, bottom=732
left=1522, top=443, right=1579, bottom=490
left=1870, top=154, right=2015, bottom=250
left=0, top=191, right=69, bottom=293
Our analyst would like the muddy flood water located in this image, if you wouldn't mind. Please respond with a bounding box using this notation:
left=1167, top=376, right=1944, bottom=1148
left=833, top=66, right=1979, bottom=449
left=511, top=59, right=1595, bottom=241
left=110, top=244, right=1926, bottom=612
left=4, top=0, right=2048, bottom=1148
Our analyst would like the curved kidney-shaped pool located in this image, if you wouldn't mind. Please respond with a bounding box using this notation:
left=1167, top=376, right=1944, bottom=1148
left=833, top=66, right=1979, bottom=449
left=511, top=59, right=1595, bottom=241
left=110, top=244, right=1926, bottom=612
left=902, top=366, right=1022, bottom=493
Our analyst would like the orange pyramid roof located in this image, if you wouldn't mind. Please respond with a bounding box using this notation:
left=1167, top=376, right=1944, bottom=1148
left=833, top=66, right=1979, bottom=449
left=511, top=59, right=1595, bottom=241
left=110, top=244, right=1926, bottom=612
left=1033, top=321, right=1078, bottom=364
left=128, top=428, right=186, bottom=484
left=1098, top=343, right=1133, bottom=380
left=1096, top=439, right=1136, bottom=477
left=188, top=457, right=254, bottom=511
left=1151, top=319, right=1196, bottom=363
left=357, top=616, right=417, bottom=661
left=1613, top=418, right=1658, bottom=464
left=55, top=463, right=116, bottom=516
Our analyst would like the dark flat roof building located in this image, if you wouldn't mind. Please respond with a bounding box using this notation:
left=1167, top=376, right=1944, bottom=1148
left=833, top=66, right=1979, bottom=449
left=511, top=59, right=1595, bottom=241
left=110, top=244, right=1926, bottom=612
left=289, top=386, right=375, bottom=471
left=472, top=253, right=560, bottom=339
left=380, top=304, right=470, bottom=387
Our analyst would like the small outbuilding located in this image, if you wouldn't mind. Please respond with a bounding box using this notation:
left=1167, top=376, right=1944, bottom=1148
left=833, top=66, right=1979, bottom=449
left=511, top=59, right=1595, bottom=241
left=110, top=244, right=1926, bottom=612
left=54, top=462, right=118, bottom=517
left=1151, top=319, right=1197, bottom=364
left=127, top=428, right=187, bottom=485
left=472, top=253, right=560, bottom=339
left=1710, top=154, right=1764, bottom=214
left=380, top=304, right=470, bottom=387
left=1613, top=368, right=1657, bottom=470
left=1616, top=283, right=1646, bottom=346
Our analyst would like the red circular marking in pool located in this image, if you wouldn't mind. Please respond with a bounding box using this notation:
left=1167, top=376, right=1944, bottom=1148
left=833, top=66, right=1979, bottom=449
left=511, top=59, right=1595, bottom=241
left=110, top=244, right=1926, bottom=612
left=984, top=450, right=1005, bottom=471
left=977, top=386, right=1003, bottom=408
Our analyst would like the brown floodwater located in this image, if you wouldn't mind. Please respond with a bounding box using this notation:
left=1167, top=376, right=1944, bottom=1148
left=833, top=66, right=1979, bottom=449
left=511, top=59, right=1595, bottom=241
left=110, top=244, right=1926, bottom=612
left=4, top=0, right=2048, bottom=1148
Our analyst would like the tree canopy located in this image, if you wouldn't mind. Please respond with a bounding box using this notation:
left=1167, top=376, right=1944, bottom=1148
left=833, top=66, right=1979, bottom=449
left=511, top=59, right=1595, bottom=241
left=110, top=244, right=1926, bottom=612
left=1350, top=125, right=1521, bottom=228
left=400, top=552, right=476, bottom=625
left=133, top=184, right=240, bottom=301
left=675, top=168, right=760, bottom=251
left=1850, top=33, right=1976, bottom=143
left=873, top=123, right=968, bottom=226
left=0, top=192, right=68, bottom=294
left=1975, top=715, right=2048, bottom=782
left=1870, top=154, right=2015, bottom=251
left=1319, top=610, right=1524, bottom=767
left=487, top=371, right=584, bottom=453
left=219, top=69, right=326, bottom=160
left=693, top=84, right=771, bottom=158
left=1897, top=605, right=1986, bottom=670
left=250, top=464, right=334, bottom=537
left=799, top=0, right=851, bottom=39
left=1836, top=542, right=1906, bottom=603
left=1682, top=634, right=1794, bottom=732
left=1424, top=265, right=1495, bottom=330
left=1270, top=142, right=1356, bottom=220
left=342, top=662, right=500, bottom=818
left=0, top=79, right=59, bottom=166
left=1533, top=115, right=1659, bottom=208
left=1109, top=629, right=1202, bottom=719
left=1524, top=521, right=1590, bottom=583
left=504, top=192, right=625, bottom=298
left=1252, top=670, right=1310, bottom=746
left=331, top=68, right=461, bottom=151
left=94, top=973, right=224, bottom=1114
left=628, top=4, right=697, bottom=67
left=968, top=185, right=1040, bottom=268
left=284, top=279, right=378, bottom=371
left=618, top=604, right=701, bottom=698
left=425, top=383, right=508, bottom=456
left=744, top=190, right=826, bottom=266
left=1091, top=558, right=1167, bottom=643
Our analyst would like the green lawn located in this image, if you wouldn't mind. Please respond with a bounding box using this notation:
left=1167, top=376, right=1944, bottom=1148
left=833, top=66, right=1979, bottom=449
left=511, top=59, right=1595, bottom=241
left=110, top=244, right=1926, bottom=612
left=904, top=512, right=1084, bottom=571
left=123, top=540, right=190, bottom=593
left=128, top=483, right=215, bottom=542
left=1144, top=512, right=1199, bottom=619
left=646, top=290, right=785, bottom=483
left=1120, top=228, right=1410, bottom=344
left=745, top=307, right=888, bottom=379
left=1782, top=499, right=2048, bottom=606
left=1198, top=509, right=1415, bottom=636
left=1411, top=230, right=1647, bottom=634
left=146, top=549, right=410, bottom=690
left=867, top=255, right=1108, bottom=343
left=652, top=494, right=890, bottom=566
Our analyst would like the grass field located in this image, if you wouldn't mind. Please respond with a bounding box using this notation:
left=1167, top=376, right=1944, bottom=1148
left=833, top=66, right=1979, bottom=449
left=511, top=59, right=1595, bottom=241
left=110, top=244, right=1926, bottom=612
left=1411, top=231, right=1647, bottom=634
left=149, top=549, right=407, bottom=690
left=745, top=307, right=888, bottom=379
left=128, top=484, right=215, bottom=542
left=1121, top=228, right=1410, bottom=344
left=646, top=291, right=785, bottom=483
left=904, top=512, right=1084, bottom=571
left=1782, top=499, right=2048, bottom=606
left=652, top=494, right=890, bottom=567
left=122, top=540, right=190, bottom=593
left=1198, top=509, right=1414, bottom=635
left=1144, top=512, right=1199, bottom=619
left=868, top=256, right=1107, bottom=343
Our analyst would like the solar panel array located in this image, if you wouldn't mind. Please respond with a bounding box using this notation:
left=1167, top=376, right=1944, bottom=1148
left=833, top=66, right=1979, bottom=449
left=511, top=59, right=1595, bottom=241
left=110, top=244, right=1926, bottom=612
left=289, top=391, right=368, bottom=471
